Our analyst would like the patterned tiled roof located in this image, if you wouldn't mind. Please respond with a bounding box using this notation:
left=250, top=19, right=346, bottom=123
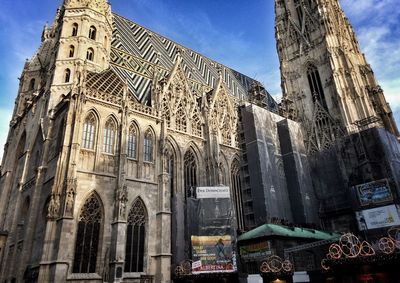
left=110, top=13, right=277, bottom=109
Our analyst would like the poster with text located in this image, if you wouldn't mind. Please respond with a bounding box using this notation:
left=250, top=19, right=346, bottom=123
left=191, top=235, right=236, bottom=274
left=357, top=204, right=400, bottom=230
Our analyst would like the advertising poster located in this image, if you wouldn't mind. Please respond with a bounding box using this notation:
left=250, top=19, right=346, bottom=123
left=356, top=204, right=400, bottom=230
left=239, top=241, right=271, bottom=261
left=355, top=179, right=393, bottom=206
left=191, top=235, right=236, bottom=274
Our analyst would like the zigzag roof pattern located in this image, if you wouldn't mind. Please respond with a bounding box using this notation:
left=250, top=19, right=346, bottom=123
left=110, top=13, right=277, bottom=109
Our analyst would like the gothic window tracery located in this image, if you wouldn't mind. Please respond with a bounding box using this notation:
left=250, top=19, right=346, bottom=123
left=103, top=118, right=116, bottom=154
left=127, top=123, right=138, bottom=159
left=211, top=91, right=233, bottom=146
left=184, top=149, right=197, bottom=198
left=82, top=112, right=97, bottom=150
left=143, top=129, right=153, bottom=162
left=89, top=26, right=97, bottom=40
left=125, top=198, right=147, bottom=272
left=176, top=103, right=187, bottom=132
left=191, top=113, right=202, bottom=137
left=73, top=194, right=102, bottom=273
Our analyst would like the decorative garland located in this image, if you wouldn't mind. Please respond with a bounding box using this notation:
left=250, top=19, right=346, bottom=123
left=321, top=226, right=400, bottom=271
left=174, top=260, right=192, bottom=277
left=259, top=255, right=294, bottom=274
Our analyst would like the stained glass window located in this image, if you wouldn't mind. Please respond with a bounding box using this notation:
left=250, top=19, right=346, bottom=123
left=125, top=199, right=146, bottom=272
left=143, top=130, right=153, bottom=162
left=184, top=150, right=197, bottom=198
left=82, top=113, right=96, bottom=149
left=73, top=194, right=102, bottom=273
left=127, top=123, right=137, bottom=159
left=103, top=118, right=116, bottom=154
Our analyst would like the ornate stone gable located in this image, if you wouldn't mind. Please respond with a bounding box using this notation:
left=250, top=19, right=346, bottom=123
left=159, top=58, right=203, bottom=137
left=208, top=79, right=238, bottom=147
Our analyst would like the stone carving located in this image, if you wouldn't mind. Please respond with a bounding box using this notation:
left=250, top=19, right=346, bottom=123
left=116, top=184, right=128, bottom=219
left=47, top=193, right=60, bottom=219
left=64, top=178, right=77, bottom=217
left=64, top=0, right=110, bottom=14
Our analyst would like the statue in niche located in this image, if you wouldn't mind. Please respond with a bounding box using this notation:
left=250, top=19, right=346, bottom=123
left=116, top=184, right=128, bottom=219
left=64, top=178, right=77, bottom=217
left=47, top=193, right=60, bottom=219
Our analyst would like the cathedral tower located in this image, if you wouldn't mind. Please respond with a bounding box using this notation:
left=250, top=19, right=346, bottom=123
left=49, top=0, right=112, bottom=107
left=275, top=0, right=399, bottom=152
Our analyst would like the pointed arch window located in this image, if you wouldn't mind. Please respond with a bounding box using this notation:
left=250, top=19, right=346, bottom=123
left=307, top=65, right=327, bottom=109
left=69, top=45, right=75, bottom=58
left=86, top=48, right=94, bottom=61
left=184, top=150, right=197, bottom=198
left=19, top=197, right=30, bottom=237
left=72, top=23, right=78, bottom=36
left=82, top=112, right=97, bottom=150
left=165, top=146, right=175, bottom=196
left=64, top=68, right=71, bottom=83
left=143, top=130, right=153, bottom=162
left=125, top=199, right=147, bottom=272
left=73, top=194, right=102, bottom=273
left=103, top=118, right=116, bottom=154
left=192, top=114, right=202, bottom=136
left=231, top=160, right=244, bottom=230
left=127, top=123, right=138, bottom=159
left=89, top=26, right=97, bottom=40
left=176, top=104, right=187, bottom=132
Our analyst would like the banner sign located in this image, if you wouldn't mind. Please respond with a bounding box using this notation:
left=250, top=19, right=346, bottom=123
left=196, top=187, right=230, bottom=199
left=356, top=204, right=400, bottom=230
left=355, top=179, right=393, bottom=206
left=191, top=235, right=236, bottom=274
left=239, top=241, right=271, bottom=261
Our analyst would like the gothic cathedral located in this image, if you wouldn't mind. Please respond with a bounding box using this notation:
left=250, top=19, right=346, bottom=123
left=0, top=0, right=398, bottom=283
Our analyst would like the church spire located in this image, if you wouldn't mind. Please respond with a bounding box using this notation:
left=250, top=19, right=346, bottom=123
left=275, top=0, right=398, bottom=150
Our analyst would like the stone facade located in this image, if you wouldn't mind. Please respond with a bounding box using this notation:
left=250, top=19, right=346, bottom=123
left=275, top=0, right=400, bottom=233
left=0, top=0, right=290, bottom=282
left=0, top=0, right=399, bottom=282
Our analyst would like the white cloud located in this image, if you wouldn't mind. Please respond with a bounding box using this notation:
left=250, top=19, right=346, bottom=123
left=341, top=0, right=400, bottom=112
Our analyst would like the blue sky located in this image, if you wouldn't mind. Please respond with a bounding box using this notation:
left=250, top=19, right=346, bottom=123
left=0, top=0, right=399, bottom=160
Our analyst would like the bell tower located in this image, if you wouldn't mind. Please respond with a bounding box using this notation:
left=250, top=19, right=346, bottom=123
left=275, top=0, right=398, bottom=151
left=49, top=0, right=112, bottom=106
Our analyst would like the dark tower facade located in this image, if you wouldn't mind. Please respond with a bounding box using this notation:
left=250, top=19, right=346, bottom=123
left=275, top=0, right=399, bottom=153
